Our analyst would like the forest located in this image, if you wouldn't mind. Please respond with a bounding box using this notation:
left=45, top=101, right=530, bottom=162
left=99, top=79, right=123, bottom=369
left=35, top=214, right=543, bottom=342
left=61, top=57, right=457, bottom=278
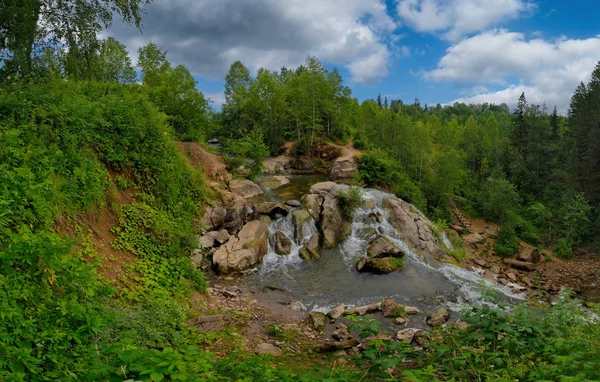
left=1, top=0, right=599, bottom=381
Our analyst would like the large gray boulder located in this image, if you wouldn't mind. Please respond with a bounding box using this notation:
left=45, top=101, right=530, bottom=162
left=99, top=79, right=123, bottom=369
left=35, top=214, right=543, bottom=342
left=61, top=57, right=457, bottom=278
left=201, top=206, right=227, bottom=230
left=229, top=179, right=264, bottom=199
left=367, top=235, right=404, bottom=258
left=212, top=220, right=269, bottom=273
left=260, top=175, right=290, bottom=189
left=299, top=233, right=321, bottom=262
left=382, top=197, right=446, bottom=257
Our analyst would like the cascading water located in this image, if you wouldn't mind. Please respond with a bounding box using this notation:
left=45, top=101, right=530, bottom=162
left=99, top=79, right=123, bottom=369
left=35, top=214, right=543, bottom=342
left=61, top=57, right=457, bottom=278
left=250, top=177, right=525, bottom=317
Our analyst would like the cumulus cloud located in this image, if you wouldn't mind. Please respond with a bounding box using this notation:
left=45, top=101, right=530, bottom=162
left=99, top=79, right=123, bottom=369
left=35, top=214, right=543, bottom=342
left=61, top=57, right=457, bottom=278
left=396, top=0, right=536, bottom=41
left=423, top=30, right=600, bottom=112
left=108, top=0, right=401, bottom=86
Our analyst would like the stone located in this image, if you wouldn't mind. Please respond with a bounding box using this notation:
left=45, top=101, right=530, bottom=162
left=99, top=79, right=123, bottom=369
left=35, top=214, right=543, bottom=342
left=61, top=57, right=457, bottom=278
left=382, top=197, right=445, bottom=258
left=403, top=306, right=421, bottom=315
left=473, top=258, right=487, bottom=267
left=260, top=175, right=290, bottom=189
left=365, top=199, right=376, bottom=209
left=356, top=256, right=404, bottom=274
left=332, top=324, right=352, bottom=341
left=307, top=312, right=327, bottom=331
left=503, top=258, right=536, bottom=272
left=327, top=305, right=346, bottom=320
left=301, top=194, right=324, bottom=221
left=516, top=246, right=541, bottom=264
left=259, top=215, right=272, bottom=225
left=290, top=301, right=307, bottom=312
left=292, top=158, right=314, bottom=172
left=330, top=157, right=358, bottom=181
left=212, top=220, right=269, bottom=274
left=190, top=250, right=204, bottom=268
left=285, top=200, right=302, bottom=207
left=381, top=299, right=401, bottom=317
left=299, top=233, right=320, bottom=262
left=309, top=181, right=344, bottom=196
left=229, top=179, right=264, bottom=199
left=427, top=306, right=450, bottom=328
left=345, top=302, right=381, bottom=316
left=188, top=314, right=242, bottom=333
left=396, top=328, right=416, bottom=342
left=320, top=193, right=350, bottom=248
left=255, top=202, right=289, bottom=218
left=292, top=209, right=313, bottom=242
left=394, top=317, right=408, bottom=325
left=199, top=229, right=230, bottom=248
left=367, top=235, right=404, bottom=258
left=256, top=343, right=282, bottom=356
left=201, top=206, right=227, bottom=230
left=413, top=330, right=430, bottom=348
left=273, top=231, right=292, bottom=256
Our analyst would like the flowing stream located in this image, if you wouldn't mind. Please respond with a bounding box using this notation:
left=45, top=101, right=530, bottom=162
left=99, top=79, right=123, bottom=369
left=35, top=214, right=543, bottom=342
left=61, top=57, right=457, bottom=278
left=249, top=175, right=525, bottom=316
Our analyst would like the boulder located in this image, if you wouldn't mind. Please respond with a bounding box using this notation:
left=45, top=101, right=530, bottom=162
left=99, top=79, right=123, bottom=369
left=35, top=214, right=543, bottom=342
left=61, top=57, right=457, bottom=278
left=356, top=256, right=404, bottom=274
left=413, top=330, right=430, bottom=348
left=272, top=231, right=292, bottom=256
left=309, top=181, right=344, bottom=196
left=307, top=312, right=327, bottom=331
left=223, top=204, right=256, bottom=234
left=503, top=258, right=536, bottom=272
left=403, top=306, right=421, bottom=315
left=199, top=229, right=230, bottom=248
left=302, top=194, right=323, bottom=221
left=394, top=317, right=408, bottom=325
left=426, top=306, right=450, bottom=328
left=290, top=301, right=307, bottom=312
left=299, top=233, right=320, bottom=262
left=318, top=339, right=359, bottom=352
left=367, top=235, right=404, bottom=258
left=330, top=157, right=358, bottom=181
left=260, top=175, right=290, bottom=189
left=462, top=232, right=485, bottom=244
left=212, top=220, right=269, bottom=274
left=345, top=302, right=381, bottom=316
left=190, top=249, right=204, bottom=268
left=332, top=324, right=352, bottom=341
left=516, top=246, right=541, bottom=264
left=229, top=179, right=263, bottom=199
left=255, top=202, right=289, bottom=218
left=285, top=200, right=301, bottom=207
left=327, top=305, right=346, bottom=320
left=256, top=343, right=282, bottom=356
left=291, top=158, right=314, bottom=172
left=320, top=193, right=350, bottom=248
left=292, top=209, right=313, bottom=242
left=382, top=197, right=446, bottom=257
left=380, top=299, right=401, bottom=317
left=201, top=206, right=227, bottom=230
left=396, top=329, right=417, bottom=342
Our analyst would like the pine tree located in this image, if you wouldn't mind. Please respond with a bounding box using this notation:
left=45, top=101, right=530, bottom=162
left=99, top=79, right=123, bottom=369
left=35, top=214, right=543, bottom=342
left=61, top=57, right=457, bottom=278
left=377, top=93, right=383, bottom=108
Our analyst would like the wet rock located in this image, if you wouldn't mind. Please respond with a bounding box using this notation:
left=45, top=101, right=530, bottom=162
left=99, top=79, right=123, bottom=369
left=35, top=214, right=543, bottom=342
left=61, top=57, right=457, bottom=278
left=396, top=328, right=417, bottom=342
left=309, top=182, right=344, bottom=196
left=212, top=220, right=269, bottom=274
left=327, top=305, right=346, bottom=320
left=201, top=206, right=227, bottom=230
left=503, top=258, right=536, bottom=272
left=299, top=233, right=320, bottom=262
left=290, top=301, right=307, bottom=312
left=330, top=157, right=358, bottom=181
left=255, top=202, right=289, bottom=218
left=356, top=256, right=404, bottom=274
left=345, top=302, right=381, bottom=316
left=320, top=192, right=350, bottom=248
left=382, top=197, right=446, bottom=257
left=301, top=194, right=323, bottom=221
left=229, top=179, right=264, bottom=199
left=256, top=343, right=282, bottom=356
left=292, top=158, right=314, bottom=172
left=332, top=324, right=352, bottom=341
left=260, top=175, right=290, bottom=189
left=365, top=199, right=376, bottom=209
left=285, top=199, right=301, bottom=207
left=307, top=312, right=327, bottom=331
left=367, top=235, right=404, bottom=258
left=259, top=215, right=272, bottom=225
left=272, top=231, right=292, bottom=256
left=381, top=299, right=401, bottom=317
left=413, top=330, right=431, bottom=348
left=292, top=209, right=313, bottom=242
left=400, top=305, right=421, bottom=315
left=516, top=246, right=541, bottom=264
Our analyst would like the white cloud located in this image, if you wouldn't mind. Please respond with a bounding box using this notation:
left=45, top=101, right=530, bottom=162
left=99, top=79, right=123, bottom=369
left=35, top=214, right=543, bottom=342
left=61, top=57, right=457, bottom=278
left=396, top=0, right=536, bottom=40
left=424, top=30, right=600, bottom=112
left=109, top=0, right=400, bottom=86
left=205, top=92, right=225, bottom=108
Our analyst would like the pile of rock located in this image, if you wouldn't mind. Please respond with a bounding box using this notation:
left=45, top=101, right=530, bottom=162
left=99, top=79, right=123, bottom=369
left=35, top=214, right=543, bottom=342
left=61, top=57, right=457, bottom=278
left=356, top=235, right=406, bottom=274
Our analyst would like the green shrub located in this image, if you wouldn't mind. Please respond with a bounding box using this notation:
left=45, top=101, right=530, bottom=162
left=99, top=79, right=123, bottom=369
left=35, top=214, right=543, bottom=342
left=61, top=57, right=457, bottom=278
left=337, top=187, right=365, bottom=220
left=494, top=226, right=519, bottom=258
left=553, top=238, right=572, bottom=259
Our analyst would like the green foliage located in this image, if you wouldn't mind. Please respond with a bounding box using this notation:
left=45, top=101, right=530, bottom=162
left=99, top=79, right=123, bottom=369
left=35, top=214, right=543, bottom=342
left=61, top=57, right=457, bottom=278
left=494, top=226, right=520, bottom=258
left=336, top=187, right=365, bottom=220
left=223, top=128, right=270, bottom=180
left=481, top=177, right=521, bottom=226
left=554, top=238, right=573, bottom=259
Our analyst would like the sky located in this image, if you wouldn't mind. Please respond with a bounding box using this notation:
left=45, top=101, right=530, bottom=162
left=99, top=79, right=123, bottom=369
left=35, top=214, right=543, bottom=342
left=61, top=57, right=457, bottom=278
left=107, top=0, right=600, bottom=113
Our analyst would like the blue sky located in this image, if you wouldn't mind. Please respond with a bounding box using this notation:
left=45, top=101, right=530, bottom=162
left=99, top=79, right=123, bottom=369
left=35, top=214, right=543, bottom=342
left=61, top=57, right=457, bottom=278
left=109, top=0, right=600, bottom=113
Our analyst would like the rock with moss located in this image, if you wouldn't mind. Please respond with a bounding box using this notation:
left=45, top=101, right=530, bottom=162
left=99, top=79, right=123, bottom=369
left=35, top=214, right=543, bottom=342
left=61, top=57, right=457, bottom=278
left=292, top=209, right=313, bottom=242
left=307, top=312, right=327, bottom=331
left=299, top=233, right=320, bottom=262
left=356, top=235, right=405, bottom=274
left=272, top=231, right=292, bottom=256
